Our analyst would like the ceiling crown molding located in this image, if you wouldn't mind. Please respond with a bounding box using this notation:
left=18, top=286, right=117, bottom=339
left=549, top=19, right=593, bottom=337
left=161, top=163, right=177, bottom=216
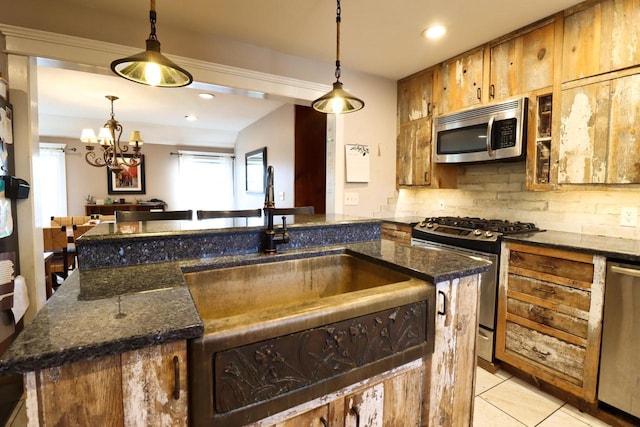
left=0, top=24, right=330, bottom=102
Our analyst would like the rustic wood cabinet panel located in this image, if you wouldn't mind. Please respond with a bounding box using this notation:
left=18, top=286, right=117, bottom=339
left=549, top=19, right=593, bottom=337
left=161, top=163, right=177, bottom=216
left=496, top=242, right=606, bottom=402
left=261, top=363, right=423, bottom=427
left=559, top=72, right=640, bottom=184
left=435, top=48, right=484, bottom=114
left=398, top=68, right=433, bottom=125
left=25, top=340, right=188, bottom=427
left=381, top=222, right=413, bottom=245
left=397, top=117, right=432, bottom=186
left=490, top=23, right=555, bottom=101
left=424, top=274, right=480, bottom=426
left=562, top=0, right=640, bottom=82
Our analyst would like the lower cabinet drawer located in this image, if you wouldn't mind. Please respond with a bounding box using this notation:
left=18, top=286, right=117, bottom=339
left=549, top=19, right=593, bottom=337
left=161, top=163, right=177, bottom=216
left=506, top=298, right=588, bottom=339
left=504, top=322, right=585, bottom=386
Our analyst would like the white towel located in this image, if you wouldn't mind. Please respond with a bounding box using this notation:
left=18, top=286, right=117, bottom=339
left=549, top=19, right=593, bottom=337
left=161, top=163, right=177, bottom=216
left=11, top=275, right=29, bottom=323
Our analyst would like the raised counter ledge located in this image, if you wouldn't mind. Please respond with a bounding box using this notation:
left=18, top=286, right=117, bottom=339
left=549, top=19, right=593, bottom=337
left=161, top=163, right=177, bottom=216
left=0, top=241, right=488, bottom=375
left=503, top=230, right=640, bottom=263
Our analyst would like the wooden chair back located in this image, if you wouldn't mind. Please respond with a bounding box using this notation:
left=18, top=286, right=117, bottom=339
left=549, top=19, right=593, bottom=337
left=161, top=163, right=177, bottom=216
left=196, top=209, right=262, bottom=220
left=115, top=210, right=193, bottom=222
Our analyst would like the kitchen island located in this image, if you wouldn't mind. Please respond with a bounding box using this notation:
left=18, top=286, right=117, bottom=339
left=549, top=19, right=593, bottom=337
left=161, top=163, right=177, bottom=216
left=0, top=215, right=490, bottom=426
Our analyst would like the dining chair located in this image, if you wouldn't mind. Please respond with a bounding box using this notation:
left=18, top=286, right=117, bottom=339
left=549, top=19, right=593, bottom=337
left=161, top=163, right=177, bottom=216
left=115, top=210, right=193, bottom=222
left=265, top=206, right=315, bottom=216
left=196, top=209, right=262, bottom=220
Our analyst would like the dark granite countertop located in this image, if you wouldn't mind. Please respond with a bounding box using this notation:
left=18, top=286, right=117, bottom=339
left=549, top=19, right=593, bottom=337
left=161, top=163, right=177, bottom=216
left=504, top=230, right=640, bottom=263
left=0, top=218, right=489, bottom=375
left=379, top=216, right=424, bottom=226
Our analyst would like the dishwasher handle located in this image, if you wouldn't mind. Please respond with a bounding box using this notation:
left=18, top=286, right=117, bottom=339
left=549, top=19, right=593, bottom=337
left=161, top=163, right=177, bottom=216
left=610, top=264, right=640, bottom=279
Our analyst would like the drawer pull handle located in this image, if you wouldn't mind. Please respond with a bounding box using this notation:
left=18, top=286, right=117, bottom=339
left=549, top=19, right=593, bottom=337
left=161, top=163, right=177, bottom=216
left=320, top=416, right=329, bottom=427
left=350, top=405, right=361, bottom=427
left=532, top=346, right=551, bottom=357
left=534, top=286, right=555, bottom=295
left=437, top=290, right=447, bottom=316
left=539, top=263, right=557, bottom=269
left=173, top=355, right=180, bottom=400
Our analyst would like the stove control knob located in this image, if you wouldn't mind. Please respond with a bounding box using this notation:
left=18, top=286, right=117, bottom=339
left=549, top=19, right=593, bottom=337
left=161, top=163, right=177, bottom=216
left=473, top=229, right=482, bottom=236
left=484, top=231, right=494, bottom=238
left=426, top=222, right=434, bottom=228
left=418, top=221, right=427, bottom=228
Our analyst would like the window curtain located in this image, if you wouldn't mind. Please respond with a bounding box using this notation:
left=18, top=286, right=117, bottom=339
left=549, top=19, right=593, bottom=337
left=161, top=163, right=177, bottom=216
left=36, top=143, right=68, bottom=225
left=177, top=151, right=235, bottom=210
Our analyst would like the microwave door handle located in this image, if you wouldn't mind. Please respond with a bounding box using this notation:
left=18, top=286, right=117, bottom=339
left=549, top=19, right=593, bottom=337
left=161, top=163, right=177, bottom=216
left=486, top=116, right=495, bottom=157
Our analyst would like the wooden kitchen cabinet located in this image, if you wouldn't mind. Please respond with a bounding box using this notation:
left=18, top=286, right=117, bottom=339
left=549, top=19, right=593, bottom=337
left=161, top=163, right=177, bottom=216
left=495, top=242, right=606, bottom=402
left=435, top=47, right=484, bottom=114
left=24, top=340, right=188, bottom=426
left=381, top=221, right=413, bottom=245
left=397, top=117, right=432, bottom=186
left=489, top=22, right=555, bottom=101
left=396, top=68, right=458, bottom=188
left=424, top=274, right=480, bottom=426
left=258, top=363, right=423, bottom=427
left=562, top=0, right=640, bottom=83
left=558, top=71, right=640, bottom=184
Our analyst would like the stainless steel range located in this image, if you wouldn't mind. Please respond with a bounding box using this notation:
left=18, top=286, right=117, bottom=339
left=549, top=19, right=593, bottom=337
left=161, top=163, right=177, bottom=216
left=411, top=216, right=539, bottom=363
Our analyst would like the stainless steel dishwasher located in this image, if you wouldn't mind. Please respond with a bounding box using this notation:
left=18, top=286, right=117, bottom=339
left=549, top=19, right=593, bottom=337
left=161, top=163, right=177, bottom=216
left=598, top=260, right=640, bottom=418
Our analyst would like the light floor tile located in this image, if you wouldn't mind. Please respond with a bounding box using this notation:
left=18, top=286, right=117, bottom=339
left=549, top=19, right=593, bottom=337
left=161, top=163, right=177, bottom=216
left=475, top=366, right=506, bottom=395
left=560, top=405, right=612, bottom=427
left=473, top=396, right=526, bottom=427
left=538, top=408, right=592, bottom=427
left=494, top=369, right=513, bottom=381
left=480, top=377, right=564, bottom=427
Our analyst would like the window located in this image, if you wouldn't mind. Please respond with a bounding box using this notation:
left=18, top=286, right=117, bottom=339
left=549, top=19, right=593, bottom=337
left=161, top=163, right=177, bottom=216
left=35, top=143, right=67, bottom=225
left=177, top=150, right=234, bottom=210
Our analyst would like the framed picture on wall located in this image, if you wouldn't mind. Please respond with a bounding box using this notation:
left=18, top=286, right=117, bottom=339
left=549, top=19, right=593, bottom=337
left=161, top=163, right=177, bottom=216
left=107, top=155, right=146, bottom=194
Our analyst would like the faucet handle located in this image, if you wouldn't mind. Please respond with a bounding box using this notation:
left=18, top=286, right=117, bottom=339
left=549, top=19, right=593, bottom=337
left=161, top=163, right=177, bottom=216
left=281, top=216, right=287, bottom=230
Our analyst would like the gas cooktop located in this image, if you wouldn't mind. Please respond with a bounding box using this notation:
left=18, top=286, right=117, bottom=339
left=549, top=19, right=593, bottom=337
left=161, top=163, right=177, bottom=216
left=413, top=216, right=540, bottom=244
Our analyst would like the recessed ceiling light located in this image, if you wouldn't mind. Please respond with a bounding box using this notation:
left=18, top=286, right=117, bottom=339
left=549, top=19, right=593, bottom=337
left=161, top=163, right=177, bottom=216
left=423, top=25, right=446, bottom=40
left=185, top=115, right=198, bottom=121
left=198, top=93, right=214, bottom=100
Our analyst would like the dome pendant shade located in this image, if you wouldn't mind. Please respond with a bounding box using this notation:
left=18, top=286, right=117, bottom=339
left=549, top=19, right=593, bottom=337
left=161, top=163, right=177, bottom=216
left=111, top=39, right=193, bottom=87
left=312, top=81, right=364, bottom=114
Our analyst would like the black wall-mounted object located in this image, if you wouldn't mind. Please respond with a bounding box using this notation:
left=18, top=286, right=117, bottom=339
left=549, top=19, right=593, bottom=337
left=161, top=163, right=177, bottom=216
left=1, top=176, right=30, bottom=199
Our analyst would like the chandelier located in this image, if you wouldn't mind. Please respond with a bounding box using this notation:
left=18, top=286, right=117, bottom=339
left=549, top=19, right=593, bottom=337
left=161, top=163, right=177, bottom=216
left=311, top=0, right=364, bottom=114
left=80, top=95, right=143, bottom=174
left=110, top=0, right=193, bottom=87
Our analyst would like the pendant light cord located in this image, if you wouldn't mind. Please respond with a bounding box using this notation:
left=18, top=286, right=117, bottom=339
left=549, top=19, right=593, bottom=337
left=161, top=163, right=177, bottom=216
left=149, top=0, right=158, bottom=40
left=335, top=0, right=341, bottom=81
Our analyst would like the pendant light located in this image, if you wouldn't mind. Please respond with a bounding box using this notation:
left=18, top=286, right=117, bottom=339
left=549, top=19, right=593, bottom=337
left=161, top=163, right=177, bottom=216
left=111, top=0, right=193, bottom=87
left=312, top=0, right=364, bottom=114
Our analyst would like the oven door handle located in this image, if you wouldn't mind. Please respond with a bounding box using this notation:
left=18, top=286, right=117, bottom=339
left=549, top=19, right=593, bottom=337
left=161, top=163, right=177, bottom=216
left=437, top=290, right=447, bottom=316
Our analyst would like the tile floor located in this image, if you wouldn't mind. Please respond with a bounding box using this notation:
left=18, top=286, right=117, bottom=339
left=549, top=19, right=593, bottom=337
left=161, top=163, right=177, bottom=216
left=1, top=367, right=616, bottom=426
left=474, top=366, right=612, bottom=427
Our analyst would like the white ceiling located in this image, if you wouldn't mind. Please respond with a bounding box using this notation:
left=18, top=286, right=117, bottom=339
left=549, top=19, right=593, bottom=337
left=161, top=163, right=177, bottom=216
left=36, top=0, right=583, bottom=148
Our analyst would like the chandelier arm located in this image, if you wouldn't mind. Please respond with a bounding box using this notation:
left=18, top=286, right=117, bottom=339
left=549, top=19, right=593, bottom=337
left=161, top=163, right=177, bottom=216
left=85, top=149, right=106, bottom=167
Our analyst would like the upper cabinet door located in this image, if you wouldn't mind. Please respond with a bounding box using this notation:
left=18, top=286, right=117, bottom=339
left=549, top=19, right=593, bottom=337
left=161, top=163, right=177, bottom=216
left=436, top=48, right=484, bottom=114
left=398, top=69, right=434, bottom=125
left=490, top=23, right=555, bottom=101
left=562, top=0, right=640, bottom=82
left=559, top=72, right=640, bottom=184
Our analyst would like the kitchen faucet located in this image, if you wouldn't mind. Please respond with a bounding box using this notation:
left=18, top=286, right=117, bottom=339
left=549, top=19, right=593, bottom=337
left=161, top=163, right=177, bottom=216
left=263, top=166, right=290, bottom=253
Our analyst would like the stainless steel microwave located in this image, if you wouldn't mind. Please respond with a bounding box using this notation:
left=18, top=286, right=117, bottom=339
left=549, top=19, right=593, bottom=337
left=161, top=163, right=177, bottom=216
left=433, top=97, right=528, bottom=164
